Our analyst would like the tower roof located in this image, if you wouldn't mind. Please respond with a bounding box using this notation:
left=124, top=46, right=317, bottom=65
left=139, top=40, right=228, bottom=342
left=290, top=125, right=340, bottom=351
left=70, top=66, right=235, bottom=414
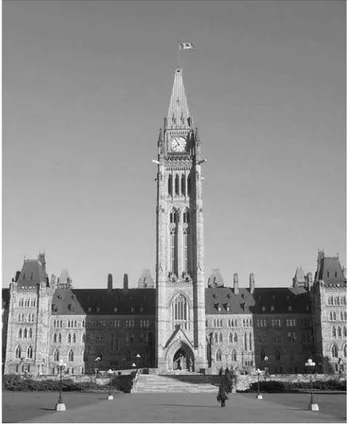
left=294, top=266, right=305, bottom=283
left=167, top=68, right=191, bottom=128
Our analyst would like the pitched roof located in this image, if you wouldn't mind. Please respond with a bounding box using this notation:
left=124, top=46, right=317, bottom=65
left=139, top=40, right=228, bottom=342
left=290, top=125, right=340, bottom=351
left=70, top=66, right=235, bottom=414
left=16, top=259, right=48, bottom=288
left=205, top=286, right=311, bottom=315
left=315, top=255, right=346, bottom=286
left=167, top=68, right=191, bottom=129
left=51, top=288, right=156, bottom=316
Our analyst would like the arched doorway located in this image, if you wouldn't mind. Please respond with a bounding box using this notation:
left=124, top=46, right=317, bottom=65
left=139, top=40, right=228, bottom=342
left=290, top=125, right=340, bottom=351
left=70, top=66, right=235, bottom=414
left=167, top=341, right=195, bottom=371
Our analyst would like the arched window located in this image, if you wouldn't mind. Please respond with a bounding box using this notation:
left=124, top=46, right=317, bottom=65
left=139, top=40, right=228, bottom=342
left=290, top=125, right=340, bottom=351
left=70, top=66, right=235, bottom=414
left=332, top=327, right=336, bottom=338
left=343, top=327, right=347, bottom=338
left=338, top=327, right=342, bottom=338
left=29, top=328, right=32, bottom=338
left=244, top=333, right=247, bottom=351
left=234, top=333, right=238, bottom=343
left=19, top=299, right=24, bottom=307
left=229, top=333, right=233, bottom=343
left=336, top=297, right=340, bottom=305
left=73, top=334, right=76, bottom=343
left=27, top=345, right=33, bottom=359
left=54, top=350, right=59, bottom=361
left=74, top=320, right=77, bottom=327
left=175, top=174, right=179, bottom=195
left=330, top=297, right=334, bottom=305
left=18, top=329, right=22, bottom=338
left=58, top=333, right=62, bottom=343
left=231, top=350, right=237, bottom=362
left=60, top=320, right=63, bottom=327
left=330, top=312, right=333, bottom=321
left=24, top=328, right=27, bottom=339
left=333, top=312, right=337, bottom=321
left=181, top=174, right=186, bottom=195
left=68, top=321, right=71, bottom=328
left=25, top=299, right=30, bottom=307
left=235, top=319, right=237, bottom=327
left=54, top=333, right=57, bottom=343
left=187, top=175, right=191, bottom=196
left=68, top=350, right=74, bottom=362
left=214, top=333, right=218, bottom=343
left=216, top=349, right=222, bottom=362
left=15, top=346, right=21, bottom=358
left=168, top=175, right=173, bottom=196
left=249, top=332, right=252, bottom=351
left=68, top=334, right=71, bottom=344
left=183, top=209, right=189, bottom=224
left=171, top=293, right=190, bottom=330
left=331, top=344, right=338, bottom=358
left=219, top=333, right=223, bottom=343
left=344, top=345, right=347, bottom=357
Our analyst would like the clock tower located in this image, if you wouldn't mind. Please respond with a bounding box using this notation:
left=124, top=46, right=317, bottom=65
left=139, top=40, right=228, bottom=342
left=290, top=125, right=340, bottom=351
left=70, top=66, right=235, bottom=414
left=155, top=68, right=207, bottom=372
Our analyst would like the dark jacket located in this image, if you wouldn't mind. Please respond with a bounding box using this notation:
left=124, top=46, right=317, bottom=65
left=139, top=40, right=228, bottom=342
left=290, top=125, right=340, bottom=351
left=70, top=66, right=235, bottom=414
left=217, top=376, right=229, bottom=401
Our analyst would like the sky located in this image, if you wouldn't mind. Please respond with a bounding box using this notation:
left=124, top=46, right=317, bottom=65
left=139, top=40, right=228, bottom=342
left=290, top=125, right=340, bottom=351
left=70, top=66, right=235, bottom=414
left=2, top=1, right=346, bottom=290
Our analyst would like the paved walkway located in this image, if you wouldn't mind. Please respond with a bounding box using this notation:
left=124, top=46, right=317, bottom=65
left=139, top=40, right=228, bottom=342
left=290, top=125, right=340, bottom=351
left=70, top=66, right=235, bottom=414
left=22, top=392, right=345, bottom=423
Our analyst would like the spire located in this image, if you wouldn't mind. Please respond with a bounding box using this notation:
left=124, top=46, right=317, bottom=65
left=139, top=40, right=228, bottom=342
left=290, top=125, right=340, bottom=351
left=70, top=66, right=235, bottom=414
left=167, top=68, right=191, bottom=129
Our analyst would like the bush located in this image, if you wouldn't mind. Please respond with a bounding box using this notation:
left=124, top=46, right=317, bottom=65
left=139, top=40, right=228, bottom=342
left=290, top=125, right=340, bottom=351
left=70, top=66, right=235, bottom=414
left=250, top=380, right=287, bottom=393
left=249, top=379, right=346, bottom=393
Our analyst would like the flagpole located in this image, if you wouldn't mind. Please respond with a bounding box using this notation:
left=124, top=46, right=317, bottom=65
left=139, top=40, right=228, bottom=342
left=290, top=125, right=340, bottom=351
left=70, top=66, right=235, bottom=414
left=177, top=41, right=181, bottom=69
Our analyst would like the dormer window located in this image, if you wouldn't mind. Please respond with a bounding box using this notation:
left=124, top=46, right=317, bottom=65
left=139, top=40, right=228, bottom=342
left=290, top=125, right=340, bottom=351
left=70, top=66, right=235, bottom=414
left=114, top=307, right=118, bottom=312
left=262, top=306, right=266, bottom=312
left=131, top=305, right=135, bottom=313
left=140, top=305, right=144, bottom=312
left=271, top=306, right=275, bottom=311
left=68, top=304, right=74, bottom=312
left=225, top=304, right=230, bottom=312
left=306, top=305, right=310, bottom=311
left=96, top=305, right=100, bottom=312
left=288, top=306, right=292, bottom=311
left=88, top=307, right=92, bottom=312
left=57, top=294, right=62, bottom=300
left=215, top=303, right=221, bottom=311
left=52, top=305, right=58, bottom=312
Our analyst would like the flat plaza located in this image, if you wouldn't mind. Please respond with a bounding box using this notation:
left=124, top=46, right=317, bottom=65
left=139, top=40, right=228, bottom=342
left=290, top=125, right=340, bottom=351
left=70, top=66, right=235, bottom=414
left=2, top=391, right=346, bottom=423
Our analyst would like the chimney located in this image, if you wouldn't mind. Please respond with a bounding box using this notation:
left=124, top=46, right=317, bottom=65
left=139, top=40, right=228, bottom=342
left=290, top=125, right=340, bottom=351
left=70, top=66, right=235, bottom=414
left=107, top=274, right=113, bottom=291
left=306, top=272, right=313, bottom=291
left=123, top=273, right=128, bottom=292
left=233, top=273, right=239, bottom=295
left=249, top=273, right=255, bottom=294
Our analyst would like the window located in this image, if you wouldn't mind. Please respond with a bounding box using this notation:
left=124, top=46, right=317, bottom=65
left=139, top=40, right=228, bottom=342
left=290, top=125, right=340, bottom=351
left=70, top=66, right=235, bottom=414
left=54, top=333, right=57, bottom=343
left=187, top=175, right=191, bottom=196
left=219, top=333, right=223, bottom=343
left=330, top=312, right=333, bottom=321
left=214, top=333, right=218, bottom=343
left=338, top=327, right=342, bottom=338
left=244, top=333, right=247, bottom=351
left=27, top=345, right=33, bottom=359
left=15, top=346, right=21, bottom=358
left=234, top=332, right=238, bottom=343
left=249, top=332, right=253, bottom=351
left=24, top=328, right=28, bottom=338
left=181, top=174, right=186, bottom=195
left=58, top=333, right=62, bottom=343
left=331, top=344, right=338, bottom=358
left=333, top=312, right=336, bottom=321
left=19, top=299, right=24, bottom=307
left=168, top=175, right=173, bottom=196
left=73, top=334, right=76, bottom=343
left=183, top=228, right=189, bottom=273
left=18, top=329, right=22, bottom=338
left=231, top=350, right=237, bottom=362
left=175, top=174, right=179, bottom=195
left=216, top=349, right=222, bottom=362
left=172, top=293, right=190, bottom=330
left=170, top=228, right=176, bottom=274
left=229, top=333, right=233, bottom=343
left=68, top=334, right=72, bottom=344
left=68, top=350, right=74, bottom=362
left=343, top=327, right=347, bottom=338
left=275, top=351, right=281, bottom=361
left=344, top=345, right=347, bottom=357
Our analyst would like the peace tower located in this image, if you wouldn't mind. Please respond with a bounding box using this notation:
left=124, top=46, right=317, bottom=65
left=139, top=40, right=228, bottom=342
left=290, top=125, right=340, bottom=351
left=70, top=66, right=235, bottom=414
left=155, top=68, right=207, bottom=372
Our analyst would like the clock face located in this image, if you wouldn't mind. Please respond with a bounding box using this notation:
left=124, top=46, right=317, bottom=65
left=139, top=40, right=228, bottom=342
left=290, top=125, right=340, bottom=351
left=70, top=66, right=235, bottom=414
left=171, top=137, right=186, bottom=152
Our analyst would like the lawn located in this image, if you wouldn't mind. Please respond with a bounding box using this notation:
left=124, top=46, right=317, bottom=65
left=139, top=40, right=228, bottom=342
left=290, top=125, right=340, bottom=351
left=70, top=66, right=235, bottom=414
left=2, top=391, right=124, bottom=423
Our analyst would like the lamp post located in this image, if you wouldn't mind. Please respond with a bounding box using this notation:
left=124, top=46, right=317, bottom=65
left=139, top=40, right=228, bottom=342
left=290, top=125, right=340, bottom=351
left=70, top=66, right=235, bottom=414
left=55, top=359, right=67, bottom=412
left=136, top=353, right=141, bottom=371
left=305, top=358, right=319, bottom=411
left=256, top=368, right=263, bottom=400
left=107, top=369, right=114, bottom=400
left=263, top=356, right=269, bottom=381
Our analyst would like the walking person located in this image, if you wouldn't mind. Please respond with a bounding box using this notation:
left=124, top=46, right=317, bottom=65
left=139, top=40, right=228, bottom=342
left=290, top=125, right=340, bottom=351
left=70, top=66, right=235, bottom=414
left=217, top=375, right=229, bottom=407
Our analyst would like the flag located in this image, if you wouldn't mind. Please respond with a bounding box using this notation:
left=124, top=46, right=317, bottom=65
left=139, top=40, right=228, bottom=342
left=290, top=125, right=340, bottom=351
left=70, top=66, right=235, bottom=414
left=179, top=42, right=195, bottom=50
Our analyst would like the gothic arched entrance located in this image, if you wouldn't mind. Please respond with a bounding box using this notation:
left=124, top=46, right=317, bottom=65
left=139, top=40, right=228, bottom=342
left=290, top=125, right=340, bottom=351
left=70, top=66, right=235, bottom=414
left=166, top=340, right=195, bottom=372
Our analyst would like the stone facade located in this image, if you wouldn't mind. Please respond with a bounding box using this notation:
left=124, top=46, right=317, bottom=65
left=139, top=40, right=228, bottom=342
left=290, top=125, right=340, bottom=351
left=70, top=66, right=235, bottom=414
left=2, top=68, right=347, bottom=377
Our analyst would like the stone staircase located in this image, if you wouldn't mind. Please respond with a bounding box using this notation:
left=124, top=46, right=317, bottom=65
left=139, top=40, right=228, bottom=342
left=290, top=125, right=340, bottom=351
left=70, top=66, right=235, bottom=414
left=132, top=374, right=219, bottom=393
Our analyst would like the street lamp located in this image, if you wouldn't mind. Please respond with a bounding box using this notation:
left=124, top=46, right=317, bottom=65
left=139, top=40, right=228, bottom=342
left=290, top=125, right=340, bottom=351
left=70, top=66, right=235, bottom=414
left=55, top=359, right=67, bottom=412
left=256, top=368, right=263, bottom=400
left=305, top=358, right=319, bottom=411
left=107, top=369, right=114, bottom=400
left=263, top=356, right=269, bottom=381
